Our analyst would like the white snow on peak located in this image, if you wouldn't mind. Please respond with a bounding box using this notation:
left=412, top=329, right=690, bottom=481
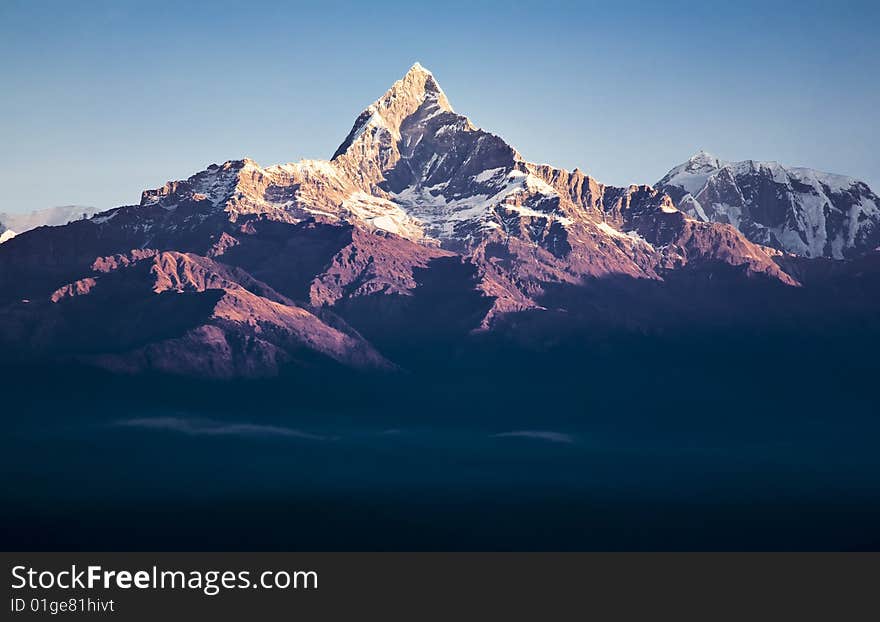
left=266, top=159, right=341, bottom=180
left=660, top=151, right=726, bottom=196
left=383, top=63, right=451, bottom=110
left=596, top=221, right=654, bottom=248
left=788, top=167, right=860, bottom=193
left=408, top=62, right=431, bottom=75
left=473, top=167, right=506, bottom=183
left=333, top=64, right=454, bottom=160
left=670, top=152, right=861, bottom=194
left=659, top=152, right=879, bottom=258
left=91, top=208, right=121, bottom=224
left=341, top=191, right=424, bottom=239
left=523, top=173, right=557, bottom=197
left=0, top=230, right=16, bottom=244
left=389, top=166, right=569, bottom=240
left=350, top=106, right=389, bottom=142
left=596, top=221, right=625, bottom=238
left=196, top=163, right=247, bottom=208
left=688, top=150, right=720, bottom=167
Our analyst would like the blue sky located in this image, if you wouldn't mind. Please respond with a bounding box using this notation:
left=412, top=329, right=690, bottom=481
left=1, top=0, right=878, bottom=213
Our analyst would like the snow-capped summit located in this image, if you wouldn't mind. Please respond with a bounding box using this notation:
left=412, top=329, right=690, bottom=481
left=332, top=62, right=453, bottom=162
left=687, top=150, right=722, bottom=169
left=657, top=153, right=880, bottom=258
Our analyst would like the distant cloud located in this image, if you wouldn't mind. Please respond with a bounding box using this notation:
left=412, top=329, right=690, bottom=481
left=378, top=428, right=403, bottom=436
left=115, top=417, right=332, bottom=441
left=490, top=430, right=575, bottom=444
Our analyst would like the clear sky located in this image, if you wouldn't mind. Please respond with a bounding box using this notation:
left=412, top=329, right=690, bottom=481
left=1, top=0, right=878, bottom=213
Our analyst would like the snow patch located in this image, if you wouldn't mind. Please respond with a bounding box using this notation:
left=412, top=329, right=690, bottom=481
left=473, top=167, right=505, bottom=183
left=91, top=210, right=120, bottom=224
left=342, top=191, right=422, bottom=238
left=596, top=221, right=654, bottom=248
left=351, top=106, right=388, bottom=143
left=391, top=166, right=570, bottom=239
left=597, top=221, right=626, bottom=238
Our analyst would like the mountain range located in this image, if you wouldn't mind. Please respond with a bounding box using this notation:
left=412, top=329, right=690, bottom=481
left=1, top=63, right=878, bottom=378
left=656, top=151, right=880, bottom=259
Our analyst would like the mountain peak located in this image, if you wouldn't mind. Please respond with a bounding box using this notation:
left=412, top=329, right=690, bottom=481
left=383, top=62, right=451, bottom=114
left=332, top=64, right=453, bottom=161
left=407, top=61, right=431, bottom=75
left=680, top=150, right=723, bottom=174
left=689, top=149, right=718, bottom=165
left=658, top=152, right=880, bottom=259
